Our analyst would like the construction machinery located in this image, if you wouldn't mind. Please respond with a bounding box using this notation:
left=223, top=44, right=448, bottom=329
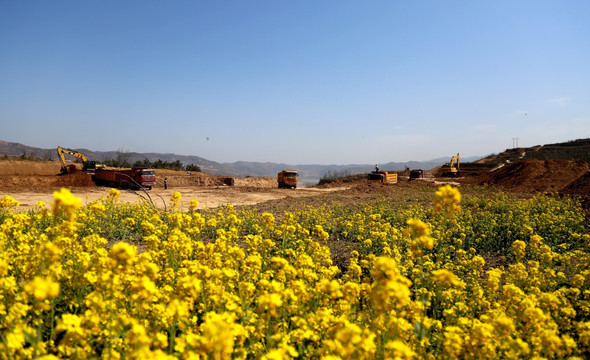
left=277, top=170, right=298, bottom=189
left=57, top=146, right=105, bottom=174
left=409, top=169, right=424, bottom=180
left=440, top=153, right=460, bottom=177
left=93, top=167, right=156, bottom=190
left=367, top=171, right=398, bottom=184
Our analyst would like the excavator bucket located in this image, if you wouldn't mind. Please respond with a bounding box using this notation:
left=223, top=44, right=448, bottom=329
left=60, top=164, right=78, bottom=174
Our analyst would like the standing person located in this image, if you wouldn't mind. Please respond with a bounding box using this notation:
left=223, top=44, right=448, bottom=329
left=164, top=178, right=168, bottom=190
left=375, top=164, right=379, bottom=172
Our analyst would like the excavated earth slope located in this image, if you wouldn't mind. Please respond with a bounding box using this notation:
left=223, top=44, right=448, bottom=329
left=0, top=160, right=276, bottom=192
left=463, top=159, right=590, bottom=194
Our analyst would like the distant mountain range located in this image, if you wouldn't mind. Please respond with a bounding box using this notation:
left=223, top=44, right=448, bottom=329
left=0, top=139, right=480, bottom=181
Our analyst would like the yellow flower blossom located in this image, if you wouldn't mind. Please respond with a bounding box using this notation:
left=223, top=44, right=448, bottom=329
left=108, top=187, right=121, bottom=201
left=52, top=188, right=82, bottom=217
left=189, top=199, right=199, bottom=211
left=109, top=241, right=137, bottom=267
left=432, top=269, right=465, bottom=288
left=24, top=276, right=60, bottom=301
left=433, top=184, right=461, bottom=214
left=0, top=183, right=587, bottom=358
left=0, top=195, right=20, bottom=209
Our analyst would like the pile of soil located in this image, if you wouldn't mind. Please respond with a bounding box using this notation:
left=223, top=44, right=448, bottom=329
left=0, top=172, right=97, bottom=192
left=154, top=170, right=276, bottom=189
left=54, top=171, right=95, bottom=187
left=233, top=177, right=276, bottom=188
left=563, top=171, right=590, bottom=196
left=0, top=160, right=98, bottom=192
left=0, top=161, right=277, bottom=192
left=465, top=159, right=590, bottom=193
left=0, top=160, right=62, bottom=175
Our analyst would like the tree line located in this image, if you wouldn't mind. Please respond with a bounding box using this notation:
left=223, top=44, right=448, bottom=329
left=102, top=150, right=201, bottom=171
left=104, top=158, right=201, bottom=172
left=6, top=151, right=202, bottom=172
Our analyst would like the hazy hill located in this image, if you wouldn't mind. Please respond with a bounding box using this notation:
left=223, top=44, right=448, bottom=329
left=12, top=139, right=590, bottom=180
left=0, top=140, right=479, bottom=180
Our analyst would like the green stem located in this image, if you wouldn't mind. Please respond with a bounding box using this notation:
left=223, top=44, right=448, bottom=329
left=168, top=322, right=176, bottom=354
left=50, top=298, right=56, bottom=342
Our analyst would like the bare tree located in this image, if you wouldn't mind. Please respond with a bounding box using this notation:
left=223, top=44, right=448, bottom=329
left=113, top=149, right=131, bottom=168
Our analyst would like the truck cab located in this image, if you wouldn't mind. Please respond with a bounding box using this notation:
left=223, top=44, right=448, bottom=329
left=133, top=168, right=156, bottom=189
left=278, top=170, right=298, bottom=189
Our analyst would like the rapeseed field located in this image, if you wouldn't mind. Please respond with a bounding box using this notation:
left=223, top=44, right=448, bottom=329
left=0, top=185, right=589, bottom=359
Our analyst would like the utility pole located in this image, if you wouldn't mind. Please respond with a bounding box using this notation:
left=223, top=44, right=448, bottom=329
left=512, top=137, right=519, bottom=148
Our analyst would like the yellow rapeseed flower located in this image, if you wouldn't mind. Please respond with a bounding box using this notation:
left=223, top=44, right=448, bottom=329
left=108, top=188, right=121, bottom=201
left=407, top=218, right=434, bottom=251
left=385, top=340, right=415, bottom=360
left=512, top=240, right=526, bottom=260
left=24, top=276, right=60, bottom=301
left=52, top=188, right=82, bottom=217
left=189, top=199, right=199, bottom=211
left=109, top=241, right=137, bottom=267
left=171, top=191, right=182, bottom=209
left=433, top=184, right=461, bottom=214
left=432, top=269, right=465, bottom=288
left=0, top=195, right=20, bottom=209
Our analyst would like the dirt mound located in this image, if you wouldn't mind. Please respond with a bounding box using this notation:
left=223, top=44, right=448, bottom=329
left=0, top=160, right=62, bottom=176
left=54, top=171, right=95, bottom=187
left=156, top=175, right=225, bottom=188
left=0, top=171, right=96, bottom=192
left=155, top=171, right=276, bottom=189
left=562, top=171, right=590, bottom=196
left=467, top=159, right=590, bottom=193
left=234, top=177, right=276, bottom=188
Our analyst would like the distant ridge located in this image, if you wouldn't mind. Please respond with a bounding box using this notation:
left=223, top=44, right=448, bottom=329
left=13, top=139, right=590, bottom=179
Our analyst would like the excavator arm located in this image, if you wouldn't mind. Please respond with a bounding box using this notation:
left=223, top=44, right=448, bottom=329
left=57, top=147, right=68, bottom=171
left=449, top=153, right=460, bottom=168
left=57, top=146, right=95, bottom=173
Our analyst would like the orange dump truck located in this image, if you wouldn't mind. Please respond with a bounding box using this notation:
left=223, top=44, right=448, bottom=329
left=367, top=171, right=398, bottom=184
left=277, top=170, right=298, bottom=189
left=93, top=167, right=156, bottom=190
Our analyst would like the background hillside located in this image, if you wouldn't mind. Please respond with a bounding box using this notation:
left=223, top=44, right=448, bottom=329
left=0, top=140, right=470, bottom=181
left=3, top=139, right=589, bottom=181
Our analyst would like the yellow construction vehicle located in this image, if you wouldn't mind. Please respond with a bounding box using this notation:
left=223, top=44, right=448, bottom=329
left=57, top=146, right=105, bottom=174
left=440, top=153, right=460, bottom=177
left=367, top=171, right=398, bottom=184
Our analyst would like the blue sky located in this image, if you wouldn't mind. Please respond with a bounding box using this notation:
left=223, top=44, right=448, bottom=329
left=1, top=1, right=589, bottom=165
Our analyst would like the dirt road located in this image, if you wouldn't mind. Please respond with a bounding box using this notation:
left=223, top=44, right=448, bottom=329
left=0, top=160, right=349, bottom=211
left=4, top=186, right=349, bottom=211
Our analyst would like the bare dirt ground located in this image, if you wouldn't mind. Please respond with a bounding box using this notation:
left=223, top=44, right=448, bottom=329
left=0, top=160, right=350, bottom=211
left=2, top=158, right=590, bottom=212
left=1, top=186, right=351, bottom=211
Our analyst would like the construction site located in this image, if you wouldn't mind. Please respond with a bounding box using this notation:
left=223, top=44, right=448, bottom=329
left=1, top=139, right=590, bottom=211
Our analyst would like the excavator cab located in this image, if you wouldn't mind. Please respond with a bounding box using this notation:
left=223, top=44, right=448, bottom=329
left=82, top=160, right=98, bottom=172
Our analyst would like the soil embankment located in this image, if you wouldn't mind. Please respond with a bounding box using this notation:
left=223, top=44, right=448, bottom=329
left=0, top=160, right=335, bottom=210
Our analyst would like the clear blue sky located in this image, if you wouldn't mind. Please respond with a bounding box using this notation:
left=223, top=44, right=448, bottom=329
left=1, top=1, right=589, bottom=165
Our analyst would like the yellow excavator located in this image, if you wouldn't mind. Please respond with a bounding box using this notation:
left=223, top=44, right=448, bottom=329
left=440, top=153, right=460, bottom=177
left=57, top=146, right=105, bottom=174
